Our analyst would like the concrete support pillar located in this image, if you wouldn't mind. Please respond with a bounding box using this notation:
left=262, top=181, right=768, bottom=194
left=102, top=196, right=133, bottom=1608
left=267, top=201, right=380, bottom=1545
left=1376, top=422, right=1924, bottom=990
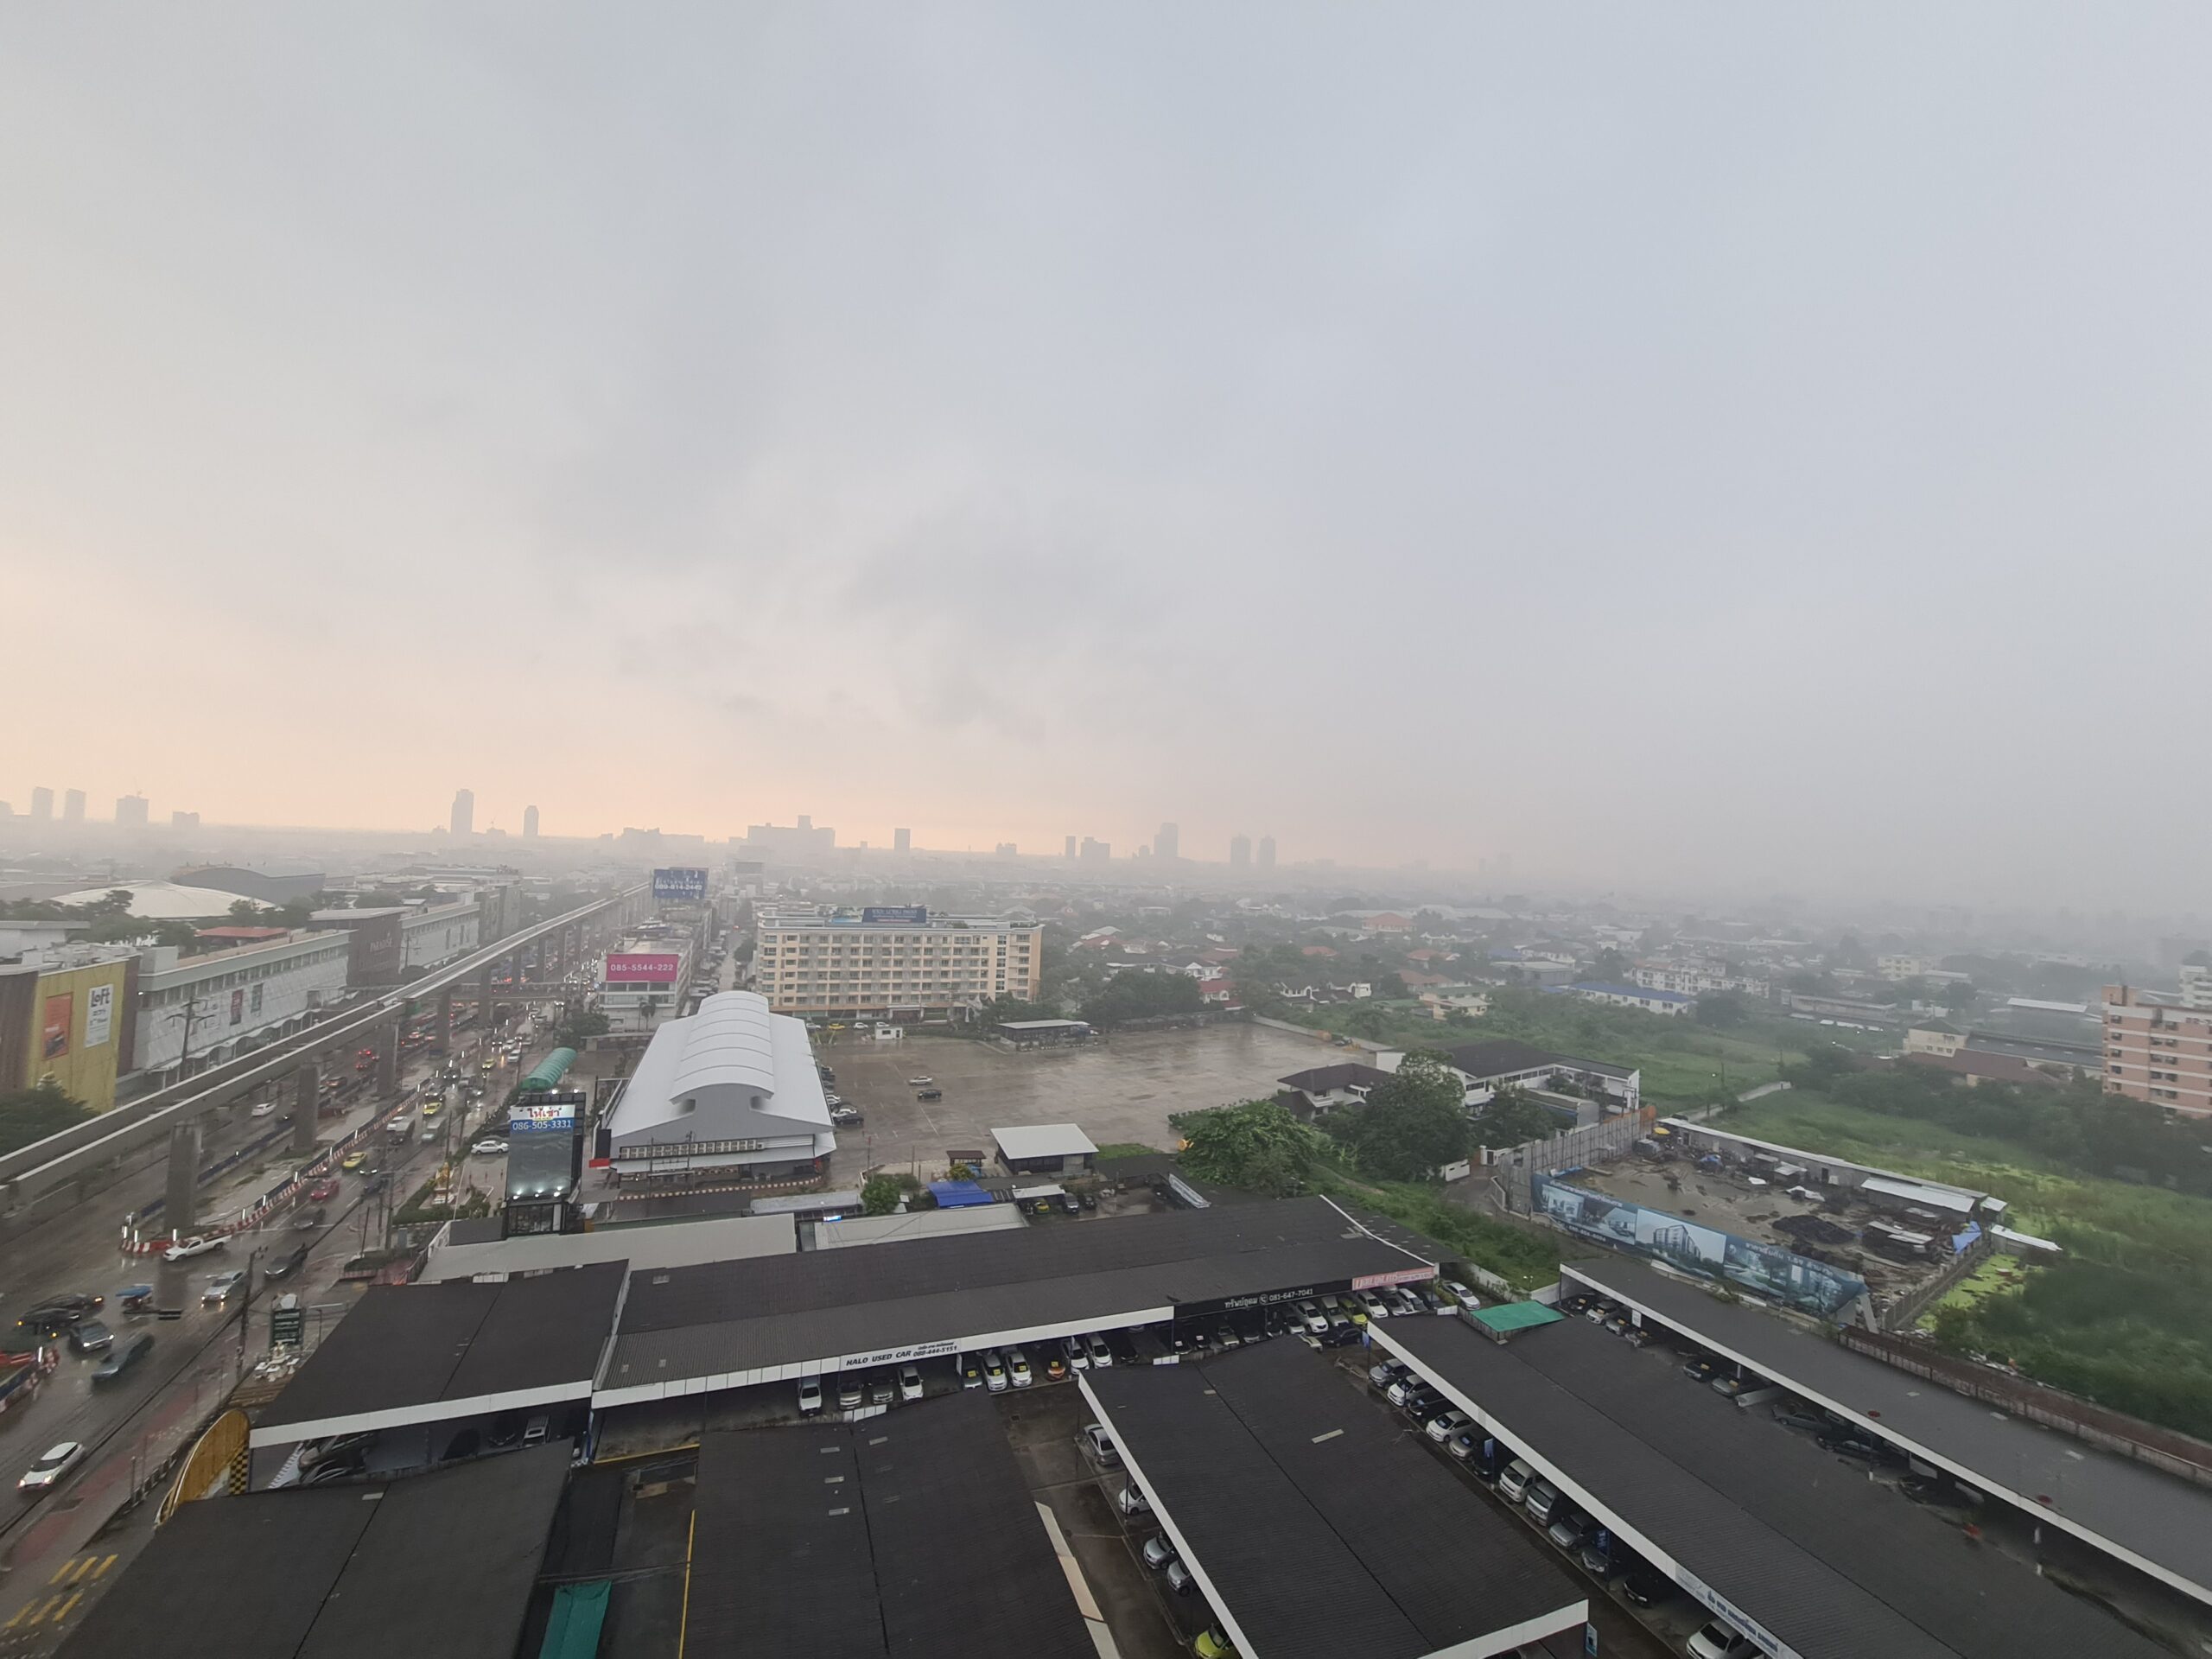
left=437, top=985, right=454, bottom=1054
left=376, top=1022, right=399, bottom=1096
left=163, top=1121, right=201, bottom=1238
left=292, top=1062, right=321, bottom=1154
left=479, top=964, right=495, bottom=1040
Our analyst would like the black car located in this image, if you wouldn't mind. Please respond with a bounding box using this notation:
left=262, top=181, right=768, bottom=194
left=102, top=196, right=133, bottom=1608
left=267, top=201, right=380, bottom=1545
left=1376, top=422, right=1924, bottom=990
left=1059, top=1192, right=1082, bottom=1216
left=1400, top=1388, right=1445, bottom=1418
left=917, top=1088, right=943, bottom=1101
left=1078, top=1189, right=1096, bottom=1211
left=830, top=1106, right=864, bottom=1127
left=264, top=1243, right=311, bottom=1282
left=293, top=1206, right=327, bottom=1232
left=18, top=1293, right=103, bottom=1335
left=92, top=1332, right=154, bottom=1385
left=1619, top=1568, right=1673, bottom=1607
left=67, top=1319, right=115, bottom=1355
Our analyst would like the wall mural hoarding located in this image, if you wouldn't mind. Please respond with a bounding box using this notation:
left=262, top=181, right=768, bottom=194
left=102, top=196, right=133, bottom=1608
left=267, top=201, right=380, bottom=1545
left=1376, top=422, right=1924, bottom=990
left=41, top=994, right=72, bottom=1059
left=1529, top=1173, right=1868, bottom=1320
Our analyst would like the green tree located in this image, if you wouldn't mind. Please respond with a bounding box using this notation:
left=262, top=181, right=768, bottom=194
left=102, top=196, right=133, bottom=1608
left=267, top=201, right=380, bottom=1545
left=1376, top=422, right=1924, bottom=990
left=1694, top=991, right=1746, bottom=1029
left=861, top=1173, right=907, bottom=1216
left=1469, top=1087, right=1563, bottom=1149
left=1591, top=947, right=1632, bottom=982
left=1083, top=971, right=1205, bottom=1029
left=226, top=899, right=265, bottom=925
left=1170, top=1098, right=1325, bottom=1197
left=978, top=995, right=1057, bottom=1025
left=1939, top=981, right=1977, bottom=1014
left=0, top=1078, right=92, bottom=1159
left=554, top=1009, right=611, bottom=1047
left=1327, top=1049, right=1468, bottom=1179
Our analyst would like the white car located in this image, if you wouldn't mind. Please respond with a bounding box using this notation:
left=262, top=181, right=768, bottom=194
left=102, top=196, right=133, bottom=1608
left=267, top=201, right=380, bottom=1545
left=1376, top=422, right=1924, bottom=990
left=1007, top=1348, right=1033, bottom=1389
left=1424, top=1408, right=1471, bottom=1443
left=18, top=1441, right=86, bottom=1495
left=1357, top=1291, right=1389, bottom=1320
left=471, top=1139, right=509, bottom=1155
left=798, top=1377, right=823, bottom=1414
left=906, top=1076, right=934, bottom=1087
left=1085, top=1333, right=1114, bottom=1368
left=899, top=1364, right=925, bottom=1402
left=163, top=1235, right=226, bottom=1262
left=250, top=1102, right=276, bottom=1118
left=202, top=1270, right=246, bottom=1305
left=1443, top=1280, right=1479, bottom=1310
left=1063, top=1336, right=1090, bottom=1371
left=1296, top=1300, right=1330, bottom=1336
left=1686, top=1620, right=1758, bottom=1659
left=982, top=1350, right=1008, bottom=1393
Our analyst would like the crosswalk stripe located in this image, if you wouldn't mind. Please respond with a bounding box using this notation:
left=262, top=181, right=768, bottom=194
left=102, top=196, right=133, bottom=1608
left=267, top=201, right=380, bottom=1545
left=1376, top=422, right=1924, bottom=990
left=89, top=1554, right=118, bottom=1580
left=46, top=1559, right=79, bottom=1588
left=52, top=1592, right=83, bottom=1624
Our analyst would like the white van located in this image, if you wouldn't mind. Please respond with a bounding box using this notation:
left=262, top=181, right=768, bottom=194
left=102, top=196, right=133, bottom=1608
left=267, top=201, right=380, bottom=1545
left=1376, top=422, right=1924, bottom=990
left=1497, top=1459, right=1535, bottom=1504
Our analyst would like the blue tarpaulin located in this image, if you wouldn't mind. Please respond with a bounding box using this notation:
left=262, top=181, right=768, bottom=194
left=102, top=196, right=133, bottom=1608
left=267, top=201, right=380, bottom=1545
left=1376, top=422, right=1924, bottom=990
left=928, top=1180, right=996, bottom=1209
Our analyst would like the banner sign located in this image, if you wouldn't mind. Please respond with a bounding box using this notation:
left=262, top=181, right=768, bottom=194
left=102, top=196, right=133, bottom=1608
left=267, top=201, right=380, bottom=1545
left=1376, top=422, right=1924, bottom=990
left=653, top=868, right=708, bottom=902
left=1353, top=1267, right=1440, bottom=1291
left=511, top=1093, right=584, bottom=1133
left=41, top=995, right=72, bottom=1059
left=605, top=952, right=680, bottom=982
left=861, top=906, right=928, bottom=925
left=1530, top=1173, right=1869, bottom=1320
left=85, top=983, right=113, bottom=1048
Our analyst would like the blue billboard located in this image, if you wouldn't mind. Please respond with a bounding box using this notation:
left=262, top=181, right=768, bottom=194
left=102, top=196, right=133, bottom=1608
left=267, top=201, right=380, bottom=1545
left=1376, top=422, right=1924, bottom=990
left=1530, top=1173, right=1869, bottom=1320
left=861, top=905, right=928, bottom=925
left=653, top=867, right=708, bottom=902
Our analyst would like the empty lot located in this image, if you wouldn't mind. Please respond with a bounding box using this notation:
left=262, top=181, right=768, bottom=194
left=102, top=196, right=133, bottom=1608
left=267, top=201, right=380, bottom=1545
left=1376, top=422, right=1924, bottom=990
left=819, top=1021, right=1334, bottom=1181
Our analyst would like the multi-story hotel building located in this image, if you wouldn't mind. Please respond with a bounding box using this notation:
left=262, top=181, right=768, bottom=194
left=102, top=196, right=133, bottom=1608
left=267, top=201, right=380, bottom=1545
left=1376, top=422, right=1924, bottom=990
left=2102, top=966, right=2212, bottom=1117
left=752, top=906, right=1043, bottom=1020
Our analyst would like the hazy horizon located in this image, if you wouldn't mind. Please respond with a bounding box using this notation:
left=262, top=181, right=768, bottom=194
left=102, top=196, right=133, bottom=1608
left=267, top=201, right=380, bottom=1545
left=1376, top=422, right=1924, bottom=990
left=6, top=5, right=2209, bottom=913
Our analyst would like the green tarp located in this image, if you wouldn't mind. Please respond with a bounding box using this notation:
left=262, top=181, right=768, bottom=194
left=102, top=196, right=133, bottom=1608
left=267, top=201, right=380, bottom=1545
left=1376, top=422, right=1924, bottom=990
left=1473, top=1300, right=1565, bottom=1334
left=537, top=1580, right=609, bottom=1659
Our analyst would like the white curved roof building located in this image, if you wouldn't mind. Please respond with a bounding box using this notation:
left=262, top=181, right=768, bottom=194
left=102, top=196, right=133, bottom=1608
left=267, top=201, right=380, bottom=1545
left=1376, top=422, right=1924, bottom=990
left=605, top=990, right=835, bottom=1180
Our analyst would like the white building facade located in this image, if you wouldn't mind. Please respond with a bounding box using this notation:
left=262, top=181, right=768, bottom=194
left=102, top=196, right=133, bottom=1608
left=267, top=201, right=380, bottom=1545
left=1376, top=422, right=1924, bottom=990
left=402, top=900, right=480, bottom=970
left=134, top=931, right=353, bottom=1077
left=602, top=991, right=834, bottom=1180
left=753, top=906, right=1042, bottom=1020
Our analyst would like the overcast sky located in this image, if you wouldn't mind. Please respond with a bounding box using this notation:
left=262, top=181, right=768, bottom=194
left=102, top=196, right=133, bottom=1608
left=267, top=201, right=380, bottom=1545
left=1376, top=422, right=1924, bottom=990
left=4, top=5, right=2208, bottom=909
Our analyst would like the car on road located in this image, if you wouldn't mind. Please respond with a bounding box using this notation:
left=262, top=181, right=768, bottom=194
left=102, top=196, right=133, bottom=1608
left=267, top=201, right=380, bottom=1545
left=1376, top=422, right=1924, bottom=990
left=797, top=1377, right=823, bottom=1414
left=471, top=1139, right=509, bottom=1155
left=251, top=1101, right=276, bottom=1117
left=92, top=1333, right=155, bottom=1386
left=264, top=1243, right=311, bottom=1282
left=67, top=1319, right=114, bottom=1355
left=292, top=1207, right=327, bottom=1235
left=898, top=1364, right=924, bottom=1402
left=307, top=1178, right=340, bottom=1201
left=18, top=1442, right=86, bottom=1495
left=1142, top=1535, right=1178, bottom=1571
left=202, top=1270, right=246, bottom=1306
left=1082, top=1423, right=1119, bottom=1466
left=340, top=1153, right=366, bottom=1173
left=906, top=1076, right=933, bottom=1087
left=17, top=1292, right=103, bottom=1335
left=916, top=1088, right=943, bottom=1100
left=163, top=1234, right=226, bottom=1262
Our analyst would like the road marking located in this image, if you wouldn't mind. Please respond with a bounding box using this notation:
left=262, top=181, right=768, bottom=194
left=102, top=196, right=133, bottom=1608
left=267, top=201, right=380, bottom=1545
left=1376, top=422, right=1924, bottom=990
left=89, top=1554, right=117, bottom=1580
left=23, top=1595, right=63, bottom=1627
left=2, top=1601, right=32, bottom=1631
left=47, top=1559, right=79, bottom=1587
left=67, top=1554, right=101, bottom=1585
left=52, top=1591, right=82, bottom=1623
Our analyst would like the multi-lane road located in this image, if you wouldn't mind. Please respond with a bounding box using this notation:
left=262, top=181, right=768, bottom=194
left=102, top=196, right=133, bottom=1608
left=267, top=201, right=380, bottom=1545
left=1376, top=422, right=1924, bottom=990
left=0, top=1010, right=556, bottom=1652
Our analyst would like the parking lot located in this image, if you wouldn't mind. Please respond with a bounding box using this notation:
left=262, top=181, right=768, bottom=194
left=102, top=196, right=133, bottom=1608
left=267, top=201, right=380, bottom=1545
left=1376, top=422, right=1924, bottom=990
left=816, top=1020, right=1336, bottom=1180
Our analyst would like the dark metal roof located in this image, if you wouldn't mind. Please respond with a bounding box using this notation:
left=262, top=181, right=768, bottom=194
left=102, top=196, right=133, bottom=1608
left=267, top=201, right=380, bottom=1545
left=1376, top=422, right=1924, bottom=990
left=1086, top=1341, right=1584, bottom=1659
left=1563, top=1256, right=2212, bottom=1604
left=1382, top=1315, right=2170, bottom=1659
left=690, top=1392, right=1092, bottom=1659
left=257, top=1261, right=624, bottom=1433
left=55, top=1446, right=571, bottom=1659
left=604, top=1199, right=1429, bottom=1392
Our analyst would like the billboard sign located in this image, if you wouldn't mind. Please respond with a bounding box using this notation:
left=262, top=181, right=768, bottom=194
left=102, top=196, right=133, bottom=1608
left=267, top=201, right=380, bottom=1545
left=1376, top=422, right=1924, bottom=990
left=41, top=994, right=72, bottom=1060
left=653, top=867, right=709, bottom=903
left=605, top=952, right=681, bottom=982
left=862, top=906, right=928, bottom=925
left=1353, top=1266, right=1440, bottom=1292
left=85, top=982, right=113, bottom=1048
left=511, top=1097, right=581, bottom=1134
left=1530, top=1173, right=1868, bottom=1320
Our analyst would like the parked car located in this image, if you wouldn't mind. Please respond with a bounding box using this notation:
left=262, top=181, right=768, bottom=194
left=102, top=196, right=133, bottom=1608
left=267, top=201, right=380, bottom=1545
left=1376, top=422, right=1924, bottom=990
left=1165, top=1559, right=1196, bottom=1596
left=1370, top=1358, right=1408, bottom=1389
left=1398, top=1388, right=1444, bottom=1421
left=1215, top=1325, right=1240, bottom=1351
left=472, top=1139, right=509, bottom=1155
left=67, top=1320, right=114, bottom=1355
left=1085, top=1333, right=1114, bottom=1368
left=916, top=1088, right=943, bottom=1101
left=1442, top=1279, right=1479, bottom=1310
left=1296, top=1300, right=1330, bottom=1335
left=1425, top=1408, right=1471, bottom=1444
left=18, top=1441, right=88, bottom=1494
left=959, top=1353, right=983, bottom=1390
left=1356, top=1291, right=1389, bottom=1320
left=1116, top=1480, right=1150, bottom=1516
left=1578, top=1538, right=1615, bottom=1579
left=899, top=1364, right=924, bottom=1402
left=1083, top=1423, right=1120, bottom=1466
left=1386, top=1376, right=1421, bottom=1407
left=830, top=1107, right=864, bottom=1128
left=982, top=1351, right=1007, bottom=1393
left=1619, top=1567, right=1674, bottom=1607
left=163, top=1234, right=226, bottom=1262
left=92, top=1333, right=155, bottom=1386
left=798, top=1377, right=823, bottom=1414
left=1546, top=1507, right=1591, bottom=1551
left=1498, top=1459, right=1535, bottom=1504
left=1686, top=1619, right=1758, bottom=1659
left=1007, top=1349, right=1033, bottom=1388
left=1063, top=1336, right=1091, bottom=1371
left=1522, top=1478, right=1563, bottom=1526
left=837, top=1376, right=865, bottom=1410
left=1680, top=1353, right=1721, bottom=1384
left=1060, top=1192, right=1082, bottom=1217
left=1194, top=1628, right=1235, bottom=1659
left=907, top=1075, right=934, bottom=1087
left=1142, top=1535, right=1178, bottom=1571
left=868, top=1370, right=895, bottom=1406
left=202, top=1270, right=246, bottom=1306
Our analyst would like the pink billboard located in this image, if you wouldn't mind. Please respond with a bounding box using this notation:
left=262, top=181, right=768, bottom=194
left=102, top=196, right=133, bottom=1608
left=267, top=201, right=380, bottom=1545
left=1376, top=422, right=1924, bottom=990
left=605, top=952, right=680, bottom=982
